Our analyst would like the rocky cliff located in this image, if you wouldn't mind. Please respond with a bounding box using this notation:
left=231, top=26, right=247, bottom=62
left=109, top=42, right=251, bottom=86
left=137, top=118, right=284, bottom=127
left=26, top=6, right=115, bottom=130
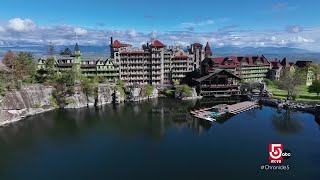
left=175, top=87, right=201, bottom=100
left=0, top=84, right=156, bottom=126
left=128, top=87, right=158, bottom=102
left=63, top=85, right=114, bottom=108
left=0, top=84, right=54, bottom=126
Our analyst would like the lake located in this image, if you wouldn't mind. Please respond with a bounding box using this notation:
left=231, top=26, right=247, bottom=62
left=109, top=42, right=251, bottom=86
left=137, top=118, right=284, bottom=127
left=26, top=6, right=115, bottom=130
left=0, top=98, right=319, bottom=180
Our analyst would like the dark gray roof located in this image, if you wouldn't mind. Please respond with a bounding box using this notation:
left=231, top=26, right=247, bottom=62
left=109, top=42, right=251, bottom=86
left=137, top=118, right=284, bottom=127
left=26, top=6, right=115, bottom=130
left=195, top=69, right=241, bottom=82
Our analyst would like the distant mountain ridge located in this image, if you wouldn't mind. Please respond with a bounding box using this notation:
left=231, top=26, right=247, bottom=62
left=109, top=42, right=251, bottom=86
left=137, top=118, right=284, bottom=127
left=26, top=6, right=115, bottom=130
left=0, top=45, right=319, bottom=62
left=213, top=46, right=315, bottom=54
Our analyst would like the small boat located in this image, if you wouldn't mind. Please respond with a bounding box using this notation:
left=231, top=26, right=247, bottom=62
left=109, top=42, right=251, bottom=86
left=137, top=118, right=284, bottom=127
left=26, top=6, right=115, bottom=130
left=194, top=114, right=215, bottom=122
left=203, top=117, right=215, bottom=122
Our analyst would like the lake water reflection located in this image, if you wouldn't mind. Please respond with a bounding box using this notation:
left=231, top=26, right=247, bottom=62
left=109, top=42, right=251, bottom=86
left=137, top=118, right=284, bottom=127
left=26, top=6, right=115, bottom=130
left=0, top=98, right=319, bottom=180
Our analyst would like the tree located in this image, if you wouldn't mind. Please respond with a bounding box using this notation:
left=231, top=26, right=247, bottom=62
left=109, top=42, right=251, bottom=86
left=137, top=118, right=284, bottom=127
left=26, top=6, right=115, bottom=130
left=2, top=50, right=15, bottom=69
left=0, top=73, right=5, bottom=96
left=48, top=42, right=55, bottom=56
left=181, top=84, right=192, bottom=96
left=173, top=80, right=180, bottom=87
left=80, top=76, right=98, bottom=106
left=117, top=80, right=125, bottom=87
left=45, top=57, right=57, bottom=81
left=308, top=80, right=320, bottom=96
left=144, top=84, right=154, bottom=99
left=13, top=52, right=36, bottom=83
left=51, top=70, right=76, bottom=107
left=276, top=69, right=305, bottom=99
left=310, top=63, right=320, bottom=79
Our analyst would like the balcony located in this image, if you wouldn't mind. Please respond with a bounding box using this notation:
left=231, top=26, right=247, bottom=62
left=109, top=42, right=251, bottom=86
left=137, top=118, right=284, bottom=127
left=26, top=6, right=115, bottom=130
left=241, top=74, right=267, bottom=78
left=200, top=84, right=239, bottom=88
left=152, top=66, right=161, bottom=69
left=239, top=66, right=270, bottom=70
left=172, top=74, right=185, bottom=78
left=129, top=61, right=144, bottom=64
left=81, top=68, right=96, bottom=72
left=238, top=70, right=268, bottom=74
left=100, top=73, right=119, bottom=77
left=130, top=71, right=144, bottom=75
left=152, top=71, right=161, bottom=75
left=151, top=61, right=161, bottom=64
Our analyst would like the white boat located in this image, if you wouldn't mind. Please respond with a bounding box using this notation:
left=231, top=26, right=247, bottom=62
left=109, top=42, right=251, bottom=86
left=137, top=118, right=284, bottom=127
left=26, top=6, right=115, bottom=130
left=194, top=114, right=216, bottom=122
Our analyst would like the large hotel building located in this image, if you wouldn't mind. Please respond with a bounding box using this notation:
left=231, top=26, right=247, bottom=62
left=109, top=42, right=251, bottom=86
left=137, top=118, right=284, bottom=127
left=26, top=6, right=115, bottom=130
left=110, top=37, right=207, bottom=85
left=38, top=37, right=273, bottom=85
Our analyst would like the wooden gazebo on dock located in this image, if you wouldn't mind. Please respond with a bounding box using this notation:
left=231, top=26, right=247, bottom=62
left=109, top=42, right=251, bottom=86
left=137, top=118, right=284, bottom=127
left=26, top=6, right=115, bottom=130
left=194, top=69, right=241, bottom=97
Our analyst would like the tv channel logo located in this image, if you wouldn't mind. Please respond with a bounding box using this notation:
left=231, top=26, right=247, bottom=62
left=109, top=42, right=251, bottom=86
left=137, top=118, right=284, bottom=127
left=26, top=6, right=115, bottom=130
left=269, top=144, right=291, bottom=163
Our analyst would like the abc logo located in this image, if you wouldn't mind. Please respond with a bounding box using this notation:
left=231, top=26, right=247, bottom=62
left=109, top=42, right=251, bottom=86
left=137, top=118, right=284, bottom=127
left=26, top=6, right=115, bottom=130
left=269, top=144, right=292, bottom=163
left=282, top=150, right=291, bottom=160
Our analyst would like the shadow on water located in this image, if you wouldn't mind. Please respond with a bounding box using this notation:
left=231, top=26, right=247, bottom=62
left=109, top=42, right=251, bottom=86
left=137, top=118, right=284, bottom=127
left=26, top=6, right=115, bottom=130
left=0, top=99, right=210, bottom=146
left=271, top=110, right=304, bottom=135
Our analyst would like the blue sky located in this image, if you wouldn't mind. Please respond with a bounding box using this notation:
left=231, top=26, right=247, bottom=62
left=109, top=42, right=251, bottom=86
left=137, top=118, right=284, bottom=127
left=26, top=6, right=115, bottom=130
left=0, top=0, right=320, bottom=51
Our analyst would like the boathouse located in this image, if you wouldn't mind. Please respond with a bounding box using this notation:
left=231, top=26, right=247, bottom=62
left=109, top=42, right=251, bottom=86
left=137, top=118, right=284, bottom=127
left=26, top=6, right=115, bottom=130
left=194, top=69, right=241, bottom=97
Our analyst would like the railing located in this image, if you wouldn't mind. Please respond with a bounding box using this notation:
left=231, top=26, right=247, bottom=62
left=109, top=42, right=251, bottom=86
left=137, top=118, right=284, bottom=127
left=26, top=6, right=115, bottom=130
left=239, top=66, right=270, bottom=70
left=81, top=69, right=96, bottom=72
left=200, top=84, right=239, bottom=88
left=239, top=70, right=268, bottom=74
left=241, top=74, right=267, bottom=78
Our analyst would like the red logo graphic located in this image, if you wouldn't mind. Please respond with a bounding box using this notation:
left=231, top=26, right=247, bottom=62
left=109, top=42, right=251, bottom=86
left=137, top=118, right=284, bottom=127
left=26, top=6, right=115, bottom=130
left=269, top=144, right=283, bottom=163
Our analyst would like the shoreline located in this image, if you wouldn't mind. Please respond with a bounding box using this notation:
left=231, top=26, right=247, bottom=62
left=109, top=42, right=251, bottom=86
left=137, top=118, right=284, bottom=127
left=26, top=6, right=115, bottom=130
left=259, top=97, right=319, bottom=115
left=0, top=107, right=55, bottom=127
left=1, top=95, right=318, bottom=128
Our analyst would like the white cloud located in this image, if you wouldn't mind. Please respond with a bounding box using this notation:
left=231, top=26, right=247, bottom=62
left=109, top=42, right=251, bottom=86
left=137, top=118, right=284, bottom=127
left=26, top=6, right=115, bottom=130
left=286, top=25, right=303, bottom=33
left=7, top=18, right=36, bottom=32
left=0, top=18, right=320, bottom=51
left=290, top=36, right=313, bottom=43
left=180, top=19, right=214, bottom=27
left=149, top=30, right=157, bottom=38
left=74, top=27, right=87, bottom=35
left=126, top=29, right=137, bottom=38
left=0, top=26, right=5, bottom=32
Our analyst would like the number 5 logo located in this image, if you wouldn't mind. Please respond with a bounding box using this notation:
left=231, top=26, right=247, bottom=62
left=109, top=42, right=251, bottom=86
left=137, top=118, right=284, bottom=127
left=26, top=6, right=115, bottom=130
left=269, top=144, right=283, bottom=159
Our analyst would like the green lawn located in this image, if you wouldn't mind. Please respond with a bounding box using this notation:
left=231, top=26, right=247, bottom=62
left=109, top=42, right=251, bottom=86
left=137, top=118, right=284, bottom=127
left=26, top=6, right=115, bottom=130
left=267, top=84, right=320, bottom=102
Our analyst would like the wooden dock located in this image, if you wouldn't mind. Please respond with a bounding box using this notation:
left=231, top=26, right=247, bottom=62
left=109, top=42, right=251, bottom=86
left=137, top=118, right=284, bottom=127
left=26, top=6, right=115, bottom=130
left=227, top=101, right=259, bottom=114
left=190, top=101, right=259, bottom=122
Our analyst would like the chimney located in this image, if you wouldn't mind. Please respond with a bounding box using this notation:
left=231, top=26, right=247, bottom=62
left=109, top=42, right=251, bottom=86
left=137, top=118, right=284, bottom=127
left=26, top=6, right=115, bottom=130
left=110, top=37, right=113, bottom=45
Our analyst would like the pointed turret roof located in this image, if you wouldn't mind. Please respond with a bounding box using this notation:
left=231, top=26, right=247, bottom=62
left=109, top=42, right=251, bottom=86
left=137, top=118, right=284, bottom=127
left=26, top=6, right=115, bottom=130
left=111, top=40, right=130, bottom=48
left=151, top=40, right=165, bottom=47
left=74, top=43, right=80, bottom=52
left=204, top=42, right=213, bottom=57
left=280, top=58, right=290, bottom=67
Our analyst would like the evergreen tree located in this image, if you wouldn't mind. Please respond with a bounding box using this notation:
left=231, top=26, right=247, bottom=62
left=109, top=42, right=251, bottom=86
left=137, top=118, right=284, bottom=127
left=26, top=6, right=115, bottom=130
left=308, top=80, right=320, bottom=97
left=14, top=52, right=36, bottom=83
left=45, top=57, right=57, bottom=81
left=48, top=42, right=55, bottom=56
left=80, top=76, right=98, bottom=105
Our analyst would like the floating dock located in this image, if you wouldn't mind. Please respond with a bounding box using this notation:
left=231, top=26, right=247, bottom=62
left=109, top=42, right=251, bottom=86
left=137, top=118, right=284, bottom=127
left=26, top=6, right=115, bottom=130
left=190, top=101, right=259, bottom=122
left=227, top=101, right=259, bottom=114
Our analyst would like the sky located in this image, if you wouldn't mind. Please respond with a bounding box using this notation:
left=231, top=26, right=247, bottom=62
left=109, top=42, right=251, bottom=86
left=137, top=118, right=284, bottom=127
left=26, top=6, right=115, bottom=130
left=0, top=0, right=320, bottom=51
